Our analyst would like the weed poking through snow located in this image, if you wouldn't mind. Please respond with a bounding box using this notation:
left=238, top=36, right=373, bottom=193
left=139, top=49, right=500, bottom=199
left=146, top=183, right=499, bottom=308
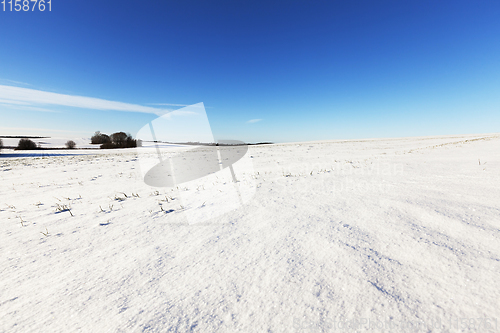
left=40, top=227, right=49, bottom=237
left=55, top=203, right=73, bottom=217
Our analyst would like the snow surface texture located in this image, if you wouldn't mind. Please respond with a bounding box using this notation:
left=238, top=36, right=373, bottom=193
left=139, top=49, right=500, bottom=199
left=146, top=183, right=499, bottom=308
left=1, top=134, right=499, bottom=332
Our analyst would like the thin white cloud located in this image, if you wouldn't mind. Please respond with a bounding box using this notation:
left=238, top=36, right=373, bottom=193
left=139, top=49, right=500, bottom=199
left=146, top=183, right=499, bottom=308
left=161, top=110, right=199, bottom=119
left=0, top=103, right=59, bottom=113
left=147, top=103, right=191, bottom=107
left=0, top=85, right=171, bottom=115
left=0, top=78, right=32, bottom=86
left=0, top=98, right=31, bottom=105
left=247, top=119, right=262, bottom=123
left=0, top=126, right=89, bottom=134
left=148, top=102, right=214, bottom=109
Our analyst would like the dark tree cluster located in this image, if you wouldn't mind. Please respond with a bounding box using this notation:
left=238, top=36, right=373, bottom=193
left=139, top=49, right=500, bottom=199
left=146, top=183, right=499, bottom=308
left=91, top=131, right=111, bottom=144
left=95, top=131, right=137, bottom=149
left=16, top=138, right=38, bottom=150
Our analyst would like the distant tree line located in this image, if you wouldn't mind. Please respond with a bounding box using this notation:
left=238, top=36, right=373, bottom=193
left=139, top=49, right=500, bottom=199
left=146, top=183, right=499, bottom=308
left=0, top=132, right=138, bottom=151
left=0, top=136, right=48, bottom=139
left=91, top=131, right=138, bottom=149
left=9, top=138, right=77, bottom=150
left=1, top=138, right=41, bottom=150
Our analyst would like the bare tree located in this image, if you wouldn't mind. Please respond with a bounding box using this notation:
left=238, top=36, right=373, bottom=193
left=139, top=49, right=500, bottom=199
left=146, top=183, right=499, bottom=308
left=66, top=140, right=76, bottom=149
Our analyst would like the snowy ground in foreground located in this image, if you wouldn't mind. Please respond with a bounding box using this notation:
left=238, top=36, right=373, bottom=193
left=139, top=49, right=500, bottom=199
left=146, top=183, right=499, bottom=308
left=1, top=133, right=499, bottom=332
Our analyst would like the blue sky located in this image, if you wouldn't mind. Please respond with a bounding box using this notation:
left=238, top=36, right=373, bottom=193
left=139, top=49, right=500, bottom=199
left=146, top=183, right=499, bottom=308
left=1, top=0, right=499, bottom=143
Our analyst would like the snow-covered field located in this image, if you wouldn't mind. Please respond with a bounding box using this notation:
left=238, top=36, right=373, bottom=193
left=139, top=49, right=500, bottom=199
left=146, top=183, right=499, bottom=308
left=1, top=133, right=499, bottom=332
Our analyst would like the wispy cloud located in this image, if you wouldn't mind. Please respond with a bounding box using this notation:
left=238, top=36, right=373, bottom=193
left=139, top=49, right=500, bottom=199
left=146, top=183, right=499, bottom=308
left=148, top=102, right=214, bottom=109
left=161, top=110, right=199, bottom=119
left=0, top=78, right=32, bottom=86
left=0, top=85, right=172, bottom=115
left=0, top=103, right=59, bottom=113
left=247, top=119, right=262, bottom=123
left=0, top=98, right=31, bottom=105
left=0, top=126, right=89, bottom=135
left=147, top=103, right=191, bottom=107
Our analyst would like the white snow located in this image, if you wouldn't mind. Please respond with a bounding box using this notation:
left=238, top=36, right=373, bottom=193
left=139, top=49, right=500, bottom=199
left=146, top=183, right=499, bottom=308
left=1, top=133, right=499, bottom=332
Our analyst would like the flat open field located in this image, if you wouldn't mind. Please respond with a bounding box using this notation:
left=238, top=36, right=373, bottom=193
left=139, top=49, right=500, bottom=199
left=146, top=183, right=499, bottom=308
left=1, top=133, right=499, bottom=332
